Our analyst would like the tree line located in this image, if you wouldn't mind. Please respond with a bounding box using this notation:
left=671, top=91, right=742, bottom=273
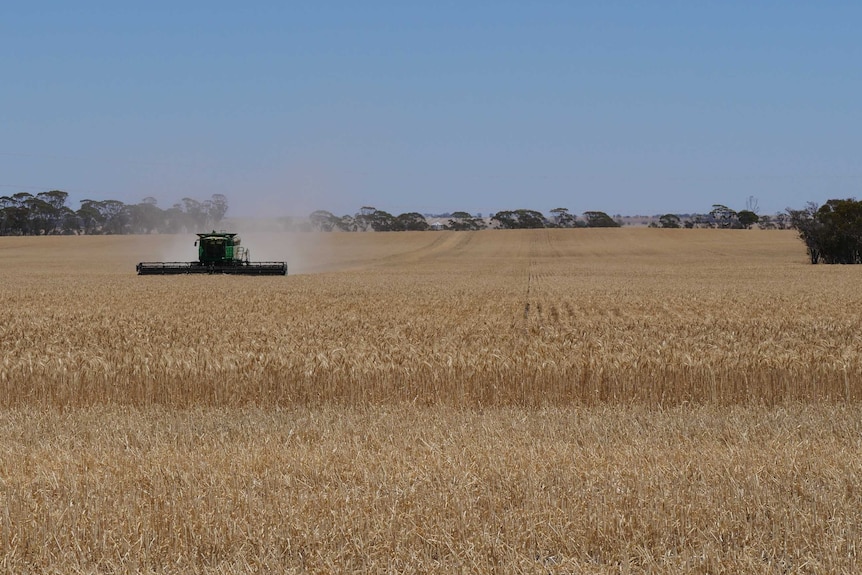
left=0, top=191, right=783, bottom=235
left=1, top=193, right=627, bottom=235
left=4, top=191, right=862, bottom=265
left=305, top=204, right=792, bottom=232
left=651, top=200, right=793, bottom=230
left=306, top=207, right=623, bottom=232
left=0, top=192, right=228, bottom=235
left=1, top=193, right=781, bottom=235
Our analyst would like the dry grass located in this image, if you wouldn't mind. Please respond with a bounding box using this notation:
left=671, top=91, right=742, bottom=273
left=2, top=229, right=861, bottom=573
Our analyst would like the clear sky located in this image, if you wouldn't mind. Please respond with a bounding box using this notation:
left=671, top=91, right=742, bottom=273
left=2, top=2, right=860, bottom=218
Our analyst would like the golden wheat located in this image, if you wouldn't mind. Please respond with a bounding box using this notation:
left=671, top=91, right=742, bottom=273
left=1, top=229, right=859, bottom=407
left=2, top=229, right=861, bottom=573
left=2, top=405, right=861, bottom=573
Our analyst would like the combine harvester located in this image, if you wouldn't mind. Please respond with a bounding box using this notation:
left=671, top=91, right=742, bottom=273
left=137, top=231, right=287, bottom=275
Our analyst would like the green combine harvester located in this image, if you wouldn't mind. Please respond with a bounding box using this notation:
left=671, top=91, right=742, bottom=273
left=136, top=231, right=287, bottom=275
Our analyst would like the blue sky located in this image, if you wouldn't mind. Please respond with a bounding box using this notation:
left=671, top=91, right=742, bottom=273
left=2, top=2, right=860, bottom=217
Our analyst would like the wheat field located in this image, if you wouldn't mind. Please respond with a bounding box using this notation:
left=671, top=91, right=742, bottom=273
left=2, top=229, right=861, bottom=573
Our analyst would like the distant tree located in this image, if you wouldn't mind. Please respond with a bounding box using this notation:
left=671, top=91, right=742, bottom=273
left=657, top=214, right=681, bottom=228
left=745, top=195, right=760, bottom=213
left=549, top=207, right=579, bottom=228
left=583, top=211, right=621, bottom=228
left=0, top=194, right=34, bottom=234
left=354, top=206, right=376, bottom=231
left=77, top=200, right=106, bottom=234
left=394, top=212, right=429, bottom=231
left=309, top=210, right=341, bottom=232
left=181, top=197, right=208, bottom=230
left=162, top=204, right=186, bottom=233
left=447, top=211, right=486, bottom=231
left=59, top=207, right=79, bottom=234
left=490, top=211, right=514, bottom=228
left=352, top=207, right=399, bottom=231
left=0, top=200, right=10, bottom=234
left=773, top=213, right=792, bottom=230
left=128, top=200, right=164, bottom=234
left=710, top=204, right=739, bottom=228
left=37, top=190, right=70, bottom=232
left=757, top=214, right=775, bottom=230
left=208, top=194, right=229, bottom=225
left=336, top=214, right=359, bottom=232
left=684, top=214, right=712, bottom=229
left=99, top=200, right=129, bottom=234
left=368, top=209, right=396, bottom=231
left=789, top=199, right=862, bottom=264
left=737, top=210, right=759, bottom=229
left=25, top=196, right=57, bottom=235
left=491, top=209, right=547, bottom=229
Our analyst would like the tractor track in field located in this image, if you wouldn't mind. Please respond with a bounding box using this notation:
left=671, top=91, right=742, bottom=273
left=288, top=231, right=477, bottom=274
left=520, top=229, right=572, bottom=334
left=374, top=231, right=476, bottom=267
left=521, top=229, right=557, bottom=332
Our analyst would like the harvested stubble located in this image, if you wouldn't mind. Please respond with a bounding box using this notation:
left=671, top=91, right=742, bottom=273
left=2, top=229, right=862, bottom=573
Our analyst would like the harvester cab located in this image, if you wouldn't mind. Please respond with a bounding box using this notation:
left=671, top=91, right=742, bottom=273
left=136, top=231, right=287, bottom=275
left=195, top=232, right=249, bottom=265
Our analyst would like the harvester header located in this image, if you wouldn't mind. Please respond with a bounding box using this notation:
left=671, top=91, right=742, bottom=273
left=136, top=231, right=287, bottom=275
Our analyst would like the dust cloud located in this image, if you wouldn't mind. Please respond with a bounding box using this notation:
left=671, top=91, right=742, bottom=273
left=134, top=169, right=366, bottom=273
left=218, top=180, right=362, bottom=274
left=231, top=222, right=346, bottom=276
left=124, top=233, right=194, bottom=266
left=155, top=234, right=199, bottom=263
